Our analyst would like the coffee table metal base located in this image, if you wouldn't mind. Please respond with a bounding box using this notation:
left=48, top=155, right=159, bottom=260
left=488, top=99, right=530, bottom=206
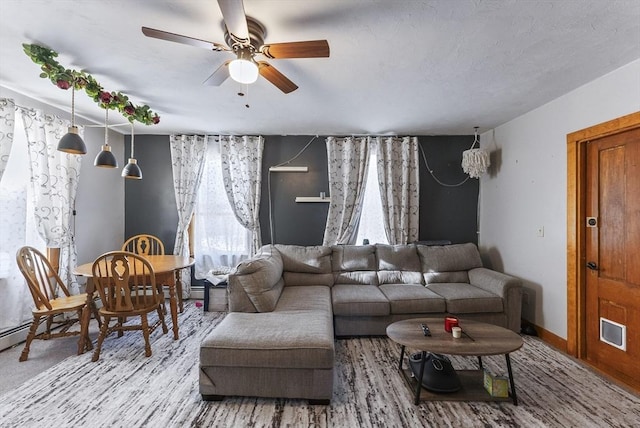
left=397, top=345, right=518, bottom=405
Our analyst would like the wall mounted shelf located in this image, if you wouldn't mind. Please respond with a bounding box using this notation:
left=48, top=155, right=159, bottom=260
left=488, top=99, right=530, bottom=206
left=295, top=196, right=330, bottom=203
left=269, top=166, right=309, bottom=172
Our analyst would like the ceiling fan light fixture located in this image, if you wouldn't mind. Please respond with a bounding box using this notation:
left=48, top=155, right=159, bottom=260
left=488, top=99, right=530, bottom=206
left=229, top=48, right=258, bottom=84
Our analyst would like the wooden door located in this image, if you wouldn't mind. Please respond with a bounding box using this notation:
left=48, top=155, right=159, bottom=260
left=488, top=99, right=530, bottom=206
left=585, top=126, right=640, bottom=388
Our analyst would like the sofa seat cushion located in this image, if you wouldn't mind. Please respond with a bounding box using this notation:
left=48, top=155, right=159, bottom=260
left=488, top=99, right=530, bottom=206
left=275, top=285, right=332, bottom=312
left=427, top=283, right=503, bottom=314
left=332, top=284, right=390, bottom=316
left=379, top=284, right=446, bottom=314
left=200, top=311, right=334, bottom=369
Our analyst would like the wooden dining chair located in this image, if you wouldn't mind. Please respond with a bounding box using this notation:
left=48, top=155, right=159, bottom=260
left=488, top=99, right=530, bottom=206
left=122, top=234, right=173, bottom=311
left=90, top=251, right=168, bottom=361
left=15, top=246, right=99, bottom=362
left=122, top=234, right=165, bottom=256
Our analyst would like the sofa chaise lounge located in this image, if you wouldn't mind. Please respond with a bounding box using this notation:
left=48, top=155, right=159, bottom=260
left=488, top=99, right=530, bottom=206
left=199, top=242, right=522, bottom=403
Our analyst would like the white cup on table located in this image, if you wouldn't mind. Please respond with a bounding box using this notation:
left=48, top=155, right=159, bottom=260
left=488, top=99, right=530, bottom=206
left=452, top=326, right=462, bottom=338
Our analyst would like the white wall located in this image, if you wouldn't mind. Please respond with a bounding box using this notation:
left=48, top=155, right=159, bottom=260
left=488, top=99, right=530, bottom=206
left=0, top=85, right=125, bottom=278
left=478, top=59, right=640, bottom=339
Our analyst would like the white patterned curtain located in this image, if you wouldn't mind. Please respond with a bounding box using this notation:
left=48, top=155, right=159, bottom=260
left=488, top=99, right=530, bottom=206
left=170, top=134, right=207, bottom=298
left=322, top=136, right=371, bottom=245
left=0, top=98, right=15, bottom=181
left=194, top=140, right=251, bottom=277
left=19, top=108, right=82, bottom=293
left=220, top=135, right=263, bottom=255
left=377, top=136, right=420, bottom=244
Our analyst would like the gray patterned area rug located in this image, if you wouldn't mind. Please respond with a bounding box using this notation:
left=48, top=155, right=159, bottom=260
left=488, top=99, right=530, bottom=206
left=1, top=302, right=638, bottom=428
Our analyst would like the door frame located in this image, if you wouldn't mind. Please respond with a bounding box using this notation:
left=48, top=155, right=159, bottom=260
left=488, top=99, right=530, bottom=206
left=566, top=111, right=640, bottom=359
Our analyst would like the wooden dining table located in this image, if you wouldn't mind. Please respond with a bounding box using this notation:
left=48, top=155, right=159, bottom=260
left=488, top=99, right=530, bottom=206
left=73, top=254, right=195, bottom=344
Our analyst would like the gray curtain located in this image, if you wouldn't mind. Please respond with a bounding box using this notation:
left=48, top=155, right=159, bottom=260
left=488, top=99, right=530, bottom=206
left=220, top=135, right=264, bottom=255
left=376, top=136, right=420, bottom=244
left=322, top=136, right=371, bottom=245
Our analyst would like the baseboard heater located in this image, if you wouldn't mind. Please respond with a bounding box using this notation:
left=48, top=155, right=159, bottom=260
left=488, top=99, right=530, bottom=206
left=0, top=315, right=66, bottom=352
left=0, top=322, right=32, bottom=352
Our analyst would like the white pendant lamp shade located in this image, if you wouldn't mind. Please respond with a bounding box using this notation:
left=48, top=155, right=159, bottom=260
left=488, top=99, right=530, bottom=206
left=462, top=148, right=490, bottom=178
left=57, top=85, right=87, bottom=154
left=229, top=49, right=259, bottom=84
left=461, top=127, right=490, bottom=179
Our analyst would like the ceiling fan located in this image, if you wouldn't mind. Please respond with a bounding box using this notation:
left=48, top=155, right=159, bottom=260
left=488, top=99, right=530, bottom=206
left=142, top=0, right=330, bottom=94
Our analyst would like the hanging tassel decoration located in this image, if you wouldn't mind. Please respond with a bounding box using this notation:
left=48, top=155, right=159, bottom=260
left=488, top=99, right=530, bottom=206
left=462, top=148, right=490, bottom=178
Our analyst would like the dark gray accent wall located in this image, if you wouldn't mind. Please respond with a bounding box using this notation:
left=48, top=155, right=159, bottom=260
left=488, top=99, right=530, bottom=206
left=418, top=136, right=479, bottom=244
left=124, top=134, right=478, bottom=257
left=124, top=135, right=178, bottom=252
left=261, top=136, right=329, bottom=245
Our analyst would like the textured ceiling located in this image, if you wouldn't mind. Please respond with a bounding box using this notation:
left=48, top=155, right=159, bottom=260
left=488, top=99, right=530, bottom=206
left=1, top=0, right=638, bottom=136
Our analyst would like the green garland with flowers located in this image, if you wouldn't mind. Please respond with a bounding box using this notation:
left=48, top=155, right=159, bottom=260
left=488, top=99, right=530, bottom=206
left=23, top=43, right=160, bottom=125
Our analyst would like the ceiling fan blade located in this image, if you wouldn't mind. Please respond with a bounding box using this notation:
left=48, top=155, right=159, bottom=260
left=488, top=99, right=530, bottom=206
left=203, top=61, right=231, bottom=86
left=258, top=62, right=298, bottom=94
left=261, top=40, right=330, bottom=59
left=142, top=27, right=228, bottom=51
left=217, top=0, right=249, bottom=44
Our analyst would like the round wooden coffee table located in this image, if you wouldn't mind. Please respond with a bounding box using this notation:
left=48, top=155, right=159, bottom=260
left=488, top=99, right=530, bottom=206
left=386, top=317, right=523, bottom=405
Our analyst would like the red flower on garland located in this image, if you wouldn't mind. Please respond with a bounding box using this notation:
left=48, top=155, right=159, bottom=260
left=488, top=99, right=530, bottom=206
left=99, top=91, right=112, bottom=104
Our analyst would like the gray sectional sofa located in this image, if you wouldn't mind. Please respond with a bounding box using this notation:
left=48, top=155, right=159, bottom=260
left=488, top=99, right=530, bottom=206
left=199, top=242, right=522, bottom=403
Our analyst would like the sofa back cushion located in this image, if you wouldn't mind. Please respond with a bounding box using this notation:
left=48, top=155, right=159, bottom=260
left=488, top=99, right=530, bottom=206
left=228, top=246, right=284, bottom=312
left=331, top=245, right=378, bottom=285
left=417, top=243, right=483, bottom=284
left=375, top=244, right=424, bottom=285
left=275, top=244, right=334, bottom=286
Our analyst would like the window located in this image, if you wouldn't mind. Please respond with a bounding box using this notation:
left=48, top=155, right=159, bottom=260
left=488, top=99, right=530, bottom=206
left=355, top=147, right=389, bottom=245
left=193, top=139, right=250, bottom=279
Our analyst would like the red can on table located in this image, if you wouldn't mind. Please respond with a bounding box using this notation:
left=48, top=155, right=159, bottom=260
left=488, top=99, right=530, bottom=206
left=444, top=316, right=459, bottom=332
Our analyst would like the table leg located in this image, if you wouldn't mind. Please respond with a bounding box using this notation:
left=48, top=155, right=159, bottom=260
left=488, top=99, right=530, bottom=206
left=168, top=279, right=179, bottom=340
left=505, top=353, right=518, bottom=405
left=78, top=278, right=95, bottom=354
left=415, top=350, right=427, bottom=405
left=398, top=345, right=406, bottom=371
left=174, top=269, right=184, bottom=313
left=477, top=356, right=483, bottom=369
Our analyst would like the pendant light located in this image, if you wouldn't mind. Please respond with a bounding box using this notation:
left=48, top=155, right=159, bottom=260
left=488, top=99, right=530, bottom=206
left=461, top=127, right=490, bottom=179
left=57, top=83, right=87, bottom=154
left=94, top=107, right=118, bottom=168
left=121, top=122, right=142, bottom=179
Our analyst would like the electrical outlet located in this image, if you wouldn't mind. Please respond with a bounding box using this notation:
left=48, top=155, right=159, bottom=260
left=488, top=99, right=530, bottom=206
left=536, top=226, right=544, bottom=237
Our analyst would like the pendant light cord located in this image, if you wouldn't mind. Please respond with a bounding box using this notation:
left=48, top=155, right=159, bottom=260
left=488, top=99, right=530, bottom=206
left=104, top=108, right=109, bottom=145
left=130, top=122, right=135, bottom=157
left=70, top=84, right=76, bottom=127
